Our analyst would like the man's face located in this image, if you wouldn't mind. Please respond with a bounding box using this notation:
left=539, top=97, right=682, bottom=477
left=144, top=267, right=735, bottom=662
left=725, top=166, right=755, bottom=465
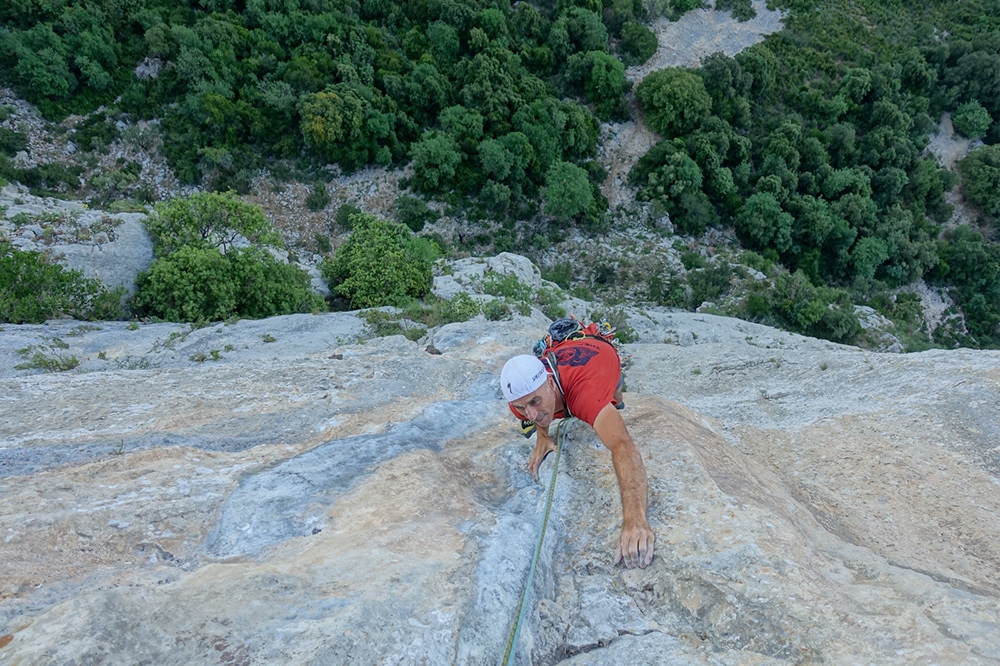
left=509, top=376, right=558, bottom=428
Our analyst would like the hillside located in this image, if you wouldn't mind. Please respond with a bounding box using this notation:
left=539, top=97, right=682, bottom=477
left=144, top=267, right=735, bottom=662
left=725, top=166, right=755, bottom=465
left=5, top=0, right=1000, bottom=350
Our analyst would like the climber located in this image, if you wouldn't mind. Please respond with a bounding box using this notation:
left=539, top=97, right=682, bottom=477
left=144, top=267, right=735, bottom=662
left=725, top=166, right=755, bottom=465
left=500, top=341, right=655, bottom=570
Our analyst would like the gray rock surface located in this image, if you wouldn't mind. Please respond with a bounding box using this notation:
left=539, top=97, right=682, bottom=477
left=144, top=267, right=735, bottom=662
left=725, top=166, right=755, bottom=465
left=1, top=185, right=156, bottom=294
left=1, top=305, right=998, bottom=665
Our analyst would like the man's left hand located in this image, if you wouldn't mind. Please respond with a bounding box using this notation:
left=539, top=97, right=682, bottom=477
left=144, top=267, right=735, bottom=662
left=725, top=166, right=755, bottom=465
left=613, top=520, right=655, bottom=569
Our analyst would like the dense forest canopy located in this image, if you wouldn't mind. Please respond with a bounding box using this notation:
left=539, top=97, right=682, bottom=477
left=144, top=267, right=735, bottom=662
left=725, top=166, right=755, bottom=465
left=1, top=0, right=1000, bottom=347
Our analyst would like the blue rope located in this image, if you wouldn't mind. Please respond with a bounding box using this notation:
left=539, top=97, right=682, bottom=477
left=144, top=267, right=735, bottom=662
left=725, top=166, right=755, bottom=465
left=500, top=418, right=572, bottom=666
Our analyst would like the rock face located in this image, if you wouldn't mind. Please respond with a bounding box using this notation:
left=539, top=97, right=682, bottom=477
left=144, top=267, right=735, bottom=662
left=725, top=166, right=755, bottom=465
left=2, top=307, right=999, bottom=665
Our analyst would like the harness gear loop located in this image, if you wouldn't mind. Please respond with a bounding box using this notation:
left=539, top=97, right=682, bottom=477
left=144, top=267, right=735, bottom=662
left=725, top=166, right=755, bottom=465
left=500, top=417, right=573, bottom=666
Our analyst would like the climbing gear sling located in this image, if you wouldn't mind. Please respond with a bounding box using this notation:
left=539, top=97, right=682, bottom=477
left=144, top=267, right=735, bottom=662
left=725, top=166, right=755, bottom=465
left=500, top=416, right=573, bottom=666
left=518, top=317, right=626, bottom=438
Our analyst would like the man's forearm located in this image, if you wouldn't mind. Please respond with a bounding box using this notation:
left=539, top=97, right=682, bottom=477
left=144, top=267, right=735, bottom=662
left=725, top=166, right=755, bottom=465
left=593, top=404, right=650, bottom=526
left=611, top=441, right=649, bottom=526
left=592, top=403, right=655, bottom=568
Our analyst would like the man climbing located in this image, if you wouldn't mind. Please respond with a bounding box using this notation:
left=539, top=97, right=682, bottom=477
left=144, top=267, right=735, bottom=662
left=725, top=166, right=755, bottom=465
left=500, top=323, right=655, bottom=569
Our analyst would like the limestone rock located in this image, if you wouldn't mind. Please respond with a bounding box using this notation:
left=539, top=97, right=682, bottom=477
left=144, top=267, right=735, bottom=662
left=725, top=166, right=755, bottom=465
left=1, top=312, right=998, bottom=664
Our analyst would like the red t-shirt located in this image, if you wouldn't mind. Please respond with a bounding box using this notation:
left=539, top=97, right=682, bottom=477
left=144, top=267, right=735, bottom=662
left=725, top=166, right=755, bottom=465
left=509, top=337, right=621, bottom=427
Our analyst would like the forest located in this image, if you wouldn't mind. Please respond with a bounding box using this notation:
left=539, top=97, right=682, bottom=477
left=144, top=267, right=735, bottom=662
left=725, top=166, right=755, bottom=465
left=1, top=0, right=999, bottom=348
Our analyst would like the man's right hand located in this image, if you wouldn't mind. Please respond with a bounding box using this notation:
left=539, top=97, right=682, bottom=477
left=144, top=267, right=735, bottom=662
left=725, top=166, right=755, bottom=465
left=613, top=519, right=655, bottom=569
left=527, top=430, right=558, bottom=481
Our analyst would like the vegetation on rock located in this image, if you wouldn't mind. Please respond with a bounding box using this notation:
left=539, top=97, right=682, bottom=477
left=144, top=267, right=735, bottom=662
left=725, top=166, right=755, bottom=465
left=0, top=240, right=124, bottom=323
left=134, top=193, right=324, bottom=322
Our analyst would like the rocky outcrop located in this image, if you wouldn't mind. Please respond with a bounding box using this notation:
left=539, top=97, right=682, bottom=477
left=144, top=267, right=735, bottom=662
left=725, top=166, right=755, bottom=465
left=1, top=306, right=998, bottom=665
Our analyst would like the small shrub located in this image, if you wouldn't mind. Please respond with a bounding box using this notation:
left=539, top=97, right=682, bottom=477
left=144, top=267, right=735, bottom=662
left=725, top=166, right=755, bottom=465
left=482, top=273, right=533, bottom=301
left=715, top=0, right=756, bottom=21
left=336, top=204, right=364, bottom=231
left=649, top=273, right=687, bottom=307
left=394, top=195, right=440, bottom=233
left=315, top=234, right=332, bottom=254
left=543, top=261, right=574, bottom=290
left=483, top=298, right=511, bottom=320
left=306, top=182, right=332, bottom=211
left=357, top=308, right=419, bottom=338
left=321, top=214, right=438, bottom=308
left=133, top=246, right=238, bottom=322
left=15, top=340, right=79, bottom=372
left=73, top=112, right=120, bottom=153
left=741, top=270, right=861, bottom=344
left=0, top=128, right=28, bottom=156
left=106, top=200, right=148, bottom=213
left=681, top=250, right=706, bottom=270
left=536, top=287, right=567, bottom=320
left=134, top=246, right=325, bottom=323
left=687, top=262, right=733, bottom=309
left=590, top=306, right=638, bottom=343
left=446, top=292, right=481, bottom=321
left=228, top=247, right=326, bottom=318
left=0, top=241, right=124, bottom=323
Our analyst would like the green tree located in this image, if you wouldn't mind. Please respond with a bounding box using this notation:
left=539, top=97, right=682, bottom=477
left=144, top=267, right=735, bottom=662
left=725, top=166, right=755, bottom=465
left=542, top=160, right=593, bottom=220
left=144, top=192, right=281, bottom=257
left=299, top=83, right=401, bottom=168
left=566, top=50, right=628, bottom=120
left=512, top=99, right=567, bottom=179
left=427, top=21, right=461, bottom=66
left=479, top=137, right=516, bottom=182
left=952, top=101, right=993, bottom=140
left=439, top=105, right=485, bottom=155
left=735, top=192, right=793, bottom=253
left=133, top=245, right=239, bottom=322
left=850, top=236, right=890, bottom=283
left=958, top=145, right=1000, bottom=219
left=698, top=53, right=752, bottom=129
left=734, top=43, right=777, bottom=102
left=636, top=67, right=712, bottom=138
left=456, top=47, right=531, bottom=134
left=618, top=22, right=657, bottom=65
left=553, top=8, right=608, bottom=56
left=0, top=25, right=76, bottom=102
left=410, top=131, right=462, bottom=191
left=932, top=225, right=1000, bottom=346
left=382, top=62, right=451, bottom=126
left=321, top=214, right=437, bottom=308
left=630, top=138, right=708, bottom=233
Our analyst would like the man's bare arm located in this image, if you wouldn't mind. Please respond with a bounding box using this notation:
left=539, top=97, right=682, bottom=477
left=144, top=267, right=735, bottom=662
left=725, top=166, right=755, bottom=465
left=592, top=403, right=655, bottom=569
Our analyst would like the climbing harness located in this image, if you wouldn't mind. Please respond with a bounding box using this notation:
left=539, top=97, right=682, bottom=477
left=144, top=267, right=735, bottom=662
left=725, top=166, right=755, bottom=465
left=500, top=416, right=574, bottom=666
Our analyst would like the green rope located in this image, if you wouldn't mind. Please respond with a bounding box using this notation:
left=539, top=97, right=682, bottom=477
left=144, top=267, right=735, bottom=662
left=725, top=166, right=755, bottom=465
left=500, top=418, right=572, bottom=666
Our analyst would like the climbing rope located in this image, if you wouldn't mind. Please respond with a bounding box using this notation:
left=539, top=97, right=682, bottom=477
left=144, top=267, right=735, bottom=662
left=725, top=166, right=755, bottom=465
left=500, top=417, right=573, bottom=666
